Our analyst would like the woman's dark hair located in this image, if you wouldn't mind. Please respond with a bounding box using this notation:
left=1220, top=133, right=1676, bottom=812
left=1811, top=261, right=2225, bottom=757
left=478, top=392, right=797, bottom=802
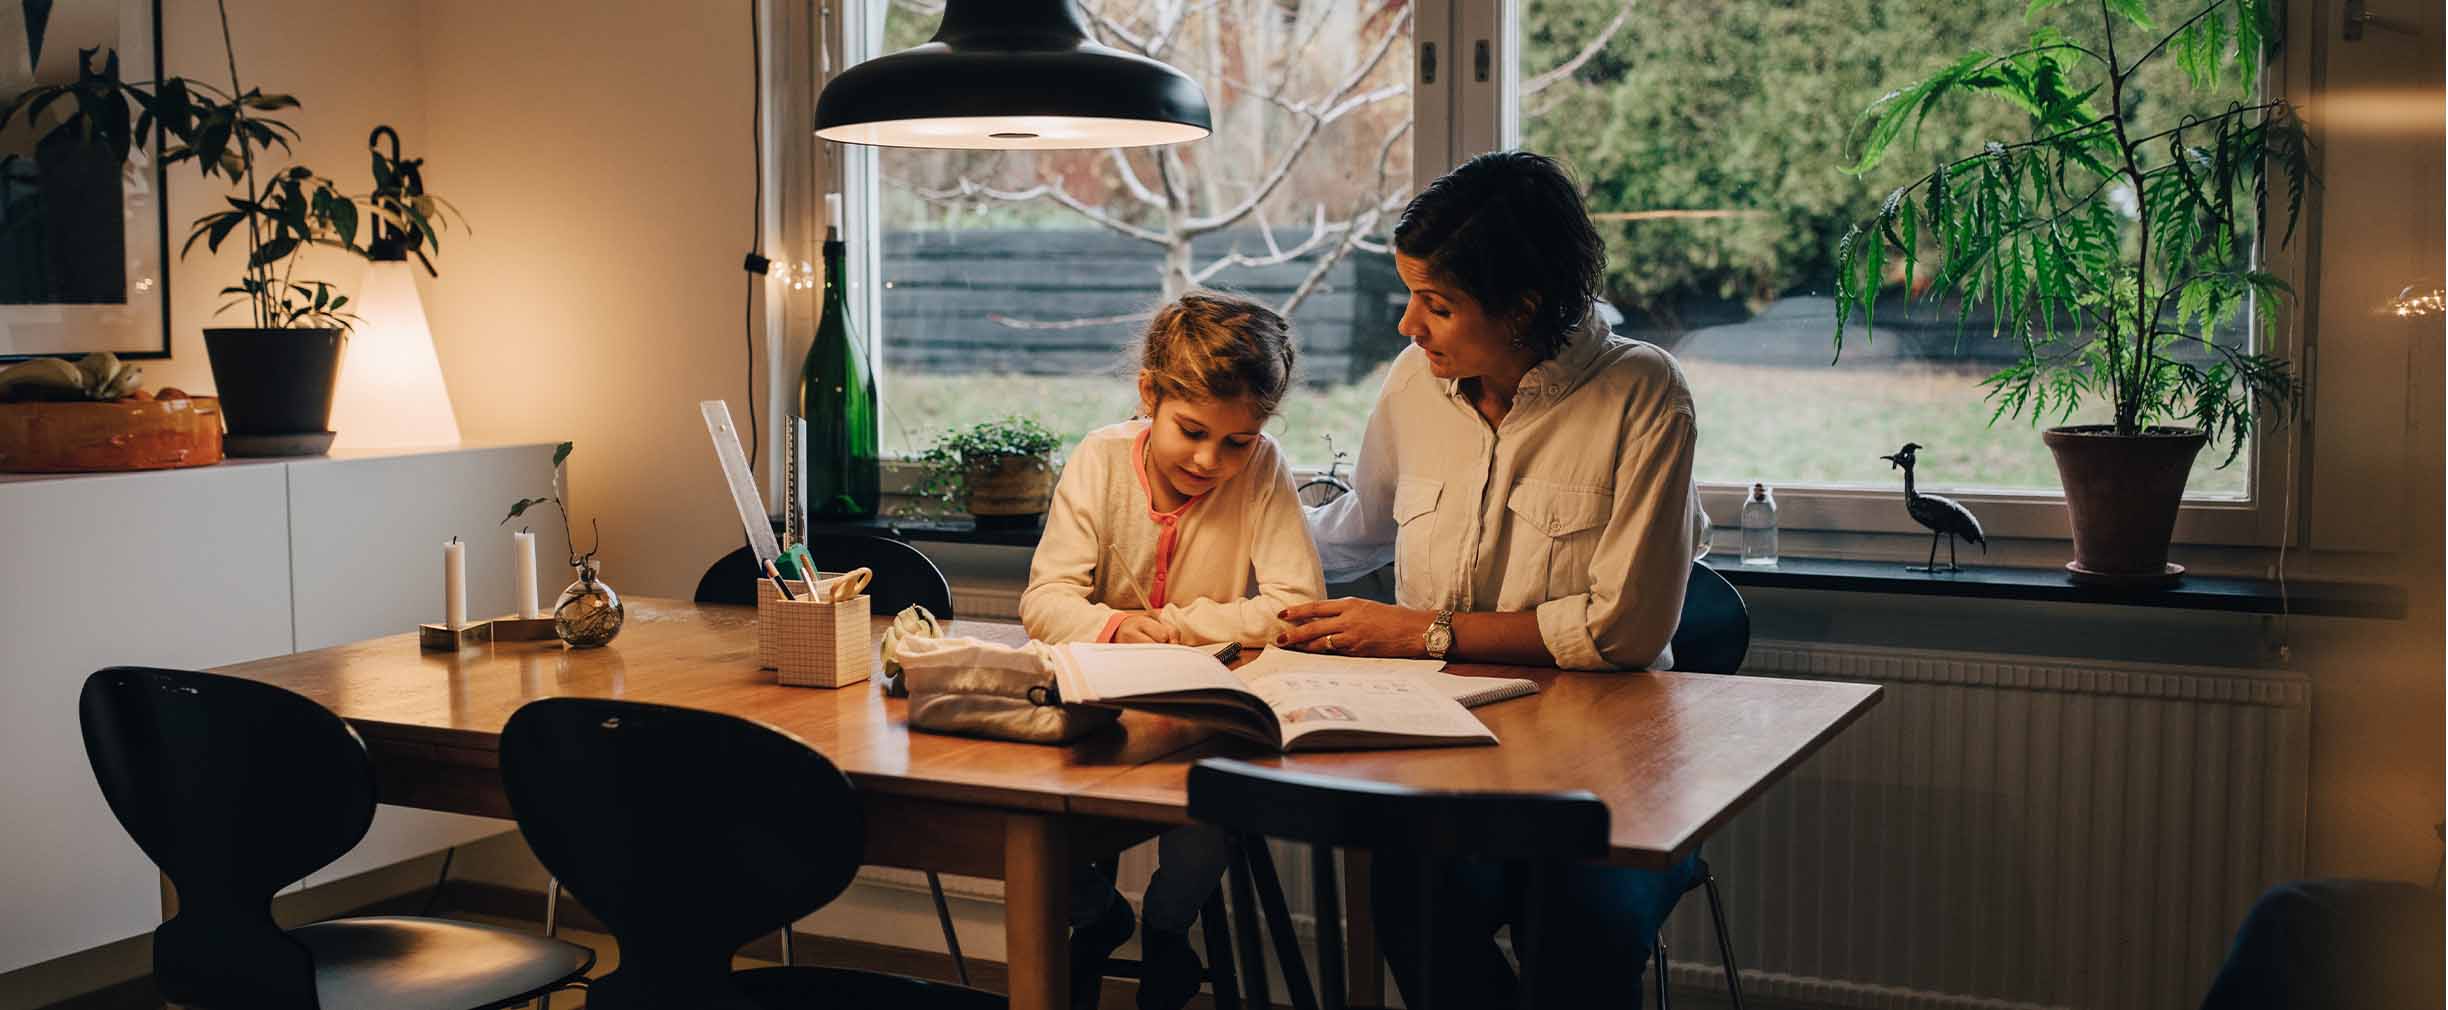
left=1393, top=149, right=1604, bottom=360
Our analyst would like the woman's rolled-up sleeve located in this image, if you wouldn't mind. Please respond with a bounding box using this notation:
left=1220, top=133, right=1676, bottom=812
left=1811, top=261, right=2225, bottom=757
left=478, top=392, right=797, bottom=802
left=1534, top=407, right=1701, bottom=671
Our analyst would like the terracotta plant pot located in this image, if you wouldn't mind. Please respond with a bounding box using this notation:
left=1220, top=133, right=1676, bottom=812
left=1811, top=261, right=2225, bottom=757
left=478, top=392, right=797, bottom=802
left=0, top=396, right=224, bottom=472
left=201, top=327, right=347, bottom=453
left=2042, top=425, right=2207, bottom=579
left=964, top=452, right=1054, bottom=528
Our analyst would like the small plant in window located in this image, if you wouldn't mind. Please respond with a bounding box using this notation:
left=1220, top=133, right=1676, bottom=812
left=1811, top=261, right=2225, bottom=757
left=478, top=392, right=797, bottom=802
left=1831, top=0, right=2312, bottom=580
left=910, top=417, right=1063, bottom=525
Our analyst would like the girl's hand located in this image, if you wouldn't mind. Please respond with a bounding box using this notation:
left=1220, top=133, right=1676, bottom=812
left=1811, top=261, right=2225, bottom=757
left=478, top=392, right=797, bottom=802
left=1276, top=599, right=1433, bottom=658
left=1114, top=614, right=1178, bottom=644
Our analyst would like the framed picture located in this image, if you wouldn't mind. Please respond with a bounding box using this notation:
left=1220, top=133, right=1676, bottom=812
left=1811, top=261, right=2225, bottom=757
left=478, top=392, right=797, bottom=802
left=0, top=0, right=169, bottom=360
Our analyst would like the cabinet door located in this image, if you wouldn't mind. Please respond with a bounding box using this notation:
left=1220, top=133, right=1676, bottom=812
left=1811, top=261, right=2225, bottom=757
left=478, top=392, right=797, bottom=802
left=0, top=464, right=294, bottom=972
left=285, top=445, right=572, bottom=888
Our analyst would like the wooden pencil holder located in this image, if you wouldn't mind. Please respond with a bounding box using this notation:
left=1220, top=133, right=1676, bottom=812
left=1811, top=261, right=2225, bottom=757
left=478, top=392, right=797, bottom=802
left=756, top=579, right=873, bottom=688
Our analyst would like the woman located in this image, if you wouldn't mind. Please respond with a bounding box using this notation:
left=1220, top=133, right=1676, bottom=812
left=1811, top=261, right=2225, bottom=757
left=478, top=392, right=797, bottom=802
left=1286, top=149, right=1710, bottom=1006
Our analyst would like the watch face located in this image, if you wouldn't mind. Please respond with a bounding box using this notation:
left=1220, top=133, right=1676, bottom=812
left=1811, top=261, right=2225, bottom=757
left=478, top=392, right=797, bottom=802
left=1427, top=624, right=1452, bottom=653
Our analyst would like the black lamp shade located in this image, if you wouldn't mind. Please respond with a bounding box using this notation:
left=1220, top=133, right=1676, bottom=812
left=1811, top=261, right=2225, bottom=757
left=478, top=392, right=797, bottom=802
left=815, top=0, right=1212, bottom=150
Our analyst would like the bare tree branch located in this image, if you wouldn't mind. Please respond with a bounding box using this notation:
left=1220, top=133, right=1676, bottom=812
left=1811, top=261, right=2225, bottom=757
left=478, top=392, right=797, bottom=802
left=1108, top=148, right=1166, bottom=208
left=895, top=175, right=1170, bottom=245
left=1183, top=6, right=1408, bottom=235
left=1281, top=207, right=1380, bottom=316
left=1589, top=209, right=1770, bottom=221
left=1523, top=0, right=1634, bottom=96
left=1192, top=206, right=1351, bottom=285
left=989, top=309, right=1156, bottom=331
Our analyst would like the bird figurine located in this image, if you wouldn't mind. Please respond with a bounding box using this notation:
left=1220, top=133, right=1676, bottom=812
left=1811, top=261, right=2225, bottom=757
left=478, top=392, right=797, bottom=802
left=1880, top=442, right=1986, bottom=573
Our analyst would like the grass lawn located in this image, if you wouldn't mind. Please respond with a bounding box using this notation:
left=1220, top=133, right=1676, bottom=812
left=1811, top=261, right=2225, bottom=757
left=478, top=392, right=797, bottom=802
left=878, top=359, right=2250, bottom=499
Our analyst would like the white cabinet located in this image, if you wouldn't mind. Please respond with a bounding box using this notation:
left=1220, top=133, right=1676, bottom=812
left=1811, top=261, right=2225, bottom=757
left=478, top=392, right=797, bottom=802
left=0, top=445, right=567, bottom=974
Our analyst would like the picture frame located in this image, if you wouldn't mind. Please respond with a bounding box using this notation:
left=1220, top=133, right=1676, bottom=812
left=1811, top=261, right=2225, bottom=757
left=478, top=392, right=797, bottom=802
left=0, top=0, right=170, bottom=361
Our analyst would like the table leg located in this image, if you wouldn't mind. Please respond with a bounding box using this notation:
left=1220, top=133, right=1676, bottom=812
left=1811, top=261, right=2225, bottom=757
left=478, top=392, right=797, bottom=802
left=1345, top=849, right=1381, bottom=1006
left=1005, top=813, right=1070, bottom=1010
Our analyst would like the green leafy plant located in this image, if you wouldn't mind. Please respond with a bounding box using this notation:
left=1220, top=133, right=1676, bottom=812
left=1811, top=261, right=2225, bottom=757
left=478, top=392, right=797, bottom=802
left=1832, top=0, right=2312, bottom=465
left=0, top=1, right=463, bottom=332
left=909, top=417, right=1063, bottom=513
left=502, top=442, right=599, bottom=569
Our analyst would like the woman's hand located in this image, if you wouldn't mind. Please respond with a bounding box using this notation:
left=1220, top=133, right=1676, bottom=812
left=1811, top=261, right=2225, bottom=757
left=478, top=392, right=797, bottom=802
left=1276, top=599, right=1433, bottom=658
left=1113, top=613, right=1178, bottom=644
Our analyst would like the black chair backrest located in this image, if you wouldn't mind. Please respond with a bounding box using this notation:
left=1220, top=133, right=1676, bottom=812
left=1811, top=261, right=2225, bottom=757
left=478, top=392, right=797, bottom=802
left=1188, top=759, right=1608, bottom=1010
left=80, top=666, right=380, bottom=1009
left=1669, top=561, right=1751, bottom=675
left=695, top=533, right=956, bottom=620
left=499, top=698, right=864, bottom=1008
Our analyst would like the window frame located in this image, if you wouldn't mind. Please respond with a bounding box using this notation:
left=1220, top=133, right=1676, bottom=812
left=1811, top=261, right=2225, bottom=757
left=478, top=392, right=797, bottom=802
left=804, top=0, right=2320, bottom=550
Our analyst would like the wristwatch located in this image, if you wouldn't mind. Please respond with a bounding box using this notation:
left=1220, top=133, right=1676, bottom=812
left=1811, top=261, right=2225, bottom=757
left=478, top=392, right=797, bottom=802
left=1424, top=608, right=1455, bottom=660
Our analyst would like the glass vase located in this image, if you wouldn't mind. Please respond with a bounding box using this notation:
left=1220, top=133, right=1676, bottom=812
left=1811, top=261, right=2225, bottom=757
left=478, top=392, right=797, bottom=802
left=553, top=561, right=624, bottom=648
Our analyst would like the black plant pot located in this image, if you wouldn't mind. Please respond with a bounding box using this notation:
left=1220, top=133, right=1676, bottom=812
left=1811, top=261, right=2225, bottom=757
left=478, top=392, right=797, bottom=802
left=202, top=327, right=347, bottom=456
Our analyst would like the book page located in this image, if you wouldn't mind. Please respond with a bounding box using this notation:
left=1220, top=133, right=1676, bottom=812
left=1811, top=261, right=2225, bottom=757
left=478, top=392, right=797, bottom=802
left=1234, top=649, right=1538, bottom=708
left=1050, top=642, right=1243, bottom=703
left=1242, top=670, right=1496, bottom=747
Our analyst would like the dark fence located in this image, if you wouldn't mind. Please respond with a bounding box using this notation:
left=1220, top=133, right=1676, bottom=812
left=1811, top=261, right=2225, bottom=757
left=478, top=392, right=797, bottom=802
left=880, top=228, right=1407, bottom=386
left=880, top=228, right=2247, bottom=381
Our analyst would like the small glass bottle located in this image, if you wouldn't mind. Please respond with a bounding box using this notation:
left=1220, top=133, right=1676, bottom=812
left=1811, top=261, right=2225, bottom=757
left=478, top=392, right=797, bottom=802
left=1741, top=482, right=1778, bottom=566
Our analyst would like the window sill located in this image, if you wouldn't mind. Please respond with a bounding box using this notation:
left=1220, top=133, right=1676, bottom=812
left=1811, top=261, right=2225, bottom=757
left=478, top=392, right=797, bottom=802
left=1706, top=554, right=2406, bottom=620
left=807, top=516, right=2404, bottom=620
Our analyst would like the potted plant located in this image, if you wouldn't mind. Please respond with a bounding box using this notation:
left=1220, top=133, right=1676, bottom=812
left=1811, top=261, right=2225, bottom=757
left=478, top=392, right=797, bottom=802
left=1, top=2, right=460, bottom=456
left=1832, top=0, right=2311, bottom=581
left=912, top=417, right=1062, bottom=527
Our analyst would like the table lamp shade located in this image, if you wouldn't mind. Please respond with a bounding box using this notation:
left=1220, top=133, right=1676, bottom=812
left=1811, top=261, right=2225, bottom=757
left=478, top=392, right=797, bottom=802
left=330, top=260, right=460, bottom=450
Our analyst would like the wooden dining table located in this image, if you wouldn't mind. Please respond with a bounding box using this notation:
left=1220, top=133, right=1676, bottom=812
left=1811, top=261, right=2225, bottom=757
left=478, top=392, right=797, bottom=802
left=210, top=597, right=1881, bottom=1010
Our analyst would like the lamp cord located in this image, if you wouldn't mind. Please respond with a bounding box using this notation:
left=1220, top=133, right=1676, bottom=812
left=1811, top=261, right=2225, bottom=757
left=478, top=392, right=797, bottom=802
left=744, top=0, right=765, bottom=468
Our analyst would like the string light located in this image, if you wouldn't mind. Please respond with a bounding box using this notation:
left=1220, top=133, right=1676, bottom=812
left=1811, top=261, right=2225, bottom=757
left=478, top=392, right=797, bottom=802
left=2384, top=285, right=2445, bottom=319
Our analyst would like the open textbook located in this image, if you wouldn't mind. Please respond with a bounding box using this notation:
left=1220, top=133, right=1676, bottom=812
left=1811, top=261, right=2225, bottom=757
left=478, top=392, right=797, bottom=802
left=1046, top=644, right=1539, bottom=752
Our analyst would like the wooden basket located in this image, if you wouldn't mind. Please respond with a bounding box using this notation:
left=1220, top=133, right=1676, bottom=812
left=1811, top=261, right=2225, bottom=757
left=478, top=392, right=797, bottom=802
left=756, top=579, right=873, bottom=688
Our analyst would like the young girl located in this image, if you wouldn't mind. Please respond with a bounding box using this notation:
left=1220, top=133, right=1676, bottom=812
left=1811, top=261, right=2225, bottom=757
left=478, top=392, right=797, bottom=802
left=1021, top=291, right=1324, bottom=1010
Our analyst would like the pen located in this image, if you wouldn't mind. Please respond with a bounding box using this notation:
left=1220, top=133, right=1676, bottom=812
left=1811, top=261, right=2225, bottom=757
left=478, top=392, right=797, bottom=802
left=763, top=559, right=798, bottom=601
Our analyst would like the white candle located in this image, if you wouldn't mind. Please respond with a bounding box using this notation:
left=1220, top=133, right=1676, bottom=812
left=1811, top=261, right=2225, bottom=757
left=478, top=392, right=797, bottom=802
left=444, top=537, right=467, bottom=629
left=513, top=529, right=540, bottom=618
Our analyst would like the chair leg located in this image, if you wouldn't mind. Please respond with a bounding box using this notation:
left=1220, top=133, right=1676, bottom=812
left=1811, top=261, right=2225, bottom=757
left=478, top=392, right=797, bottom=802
left=927, top=871, right=971, bottom=986
left=539, top=878, right=563, bottom=1010
left=1653, top=933, right=1671, bottom=1010
left=1312, top=846, right=1345, bottom=1010
left=1702, top=870, right=1746, bottom=1010
left=1227, top=840, right=1273, bottom=1010
left=778, top=926, right=794, bottom=966
left=1201, top=890, right=1243, bottom=1010
left=1245, top=840, right=1320, bottom=1010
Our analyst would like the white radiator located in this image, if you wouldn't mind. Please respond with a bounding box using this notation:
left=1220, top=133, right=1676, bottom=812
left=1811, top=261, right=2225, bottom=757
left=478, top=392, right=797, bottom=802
left=1659, top=640, right=2311, bottom=1010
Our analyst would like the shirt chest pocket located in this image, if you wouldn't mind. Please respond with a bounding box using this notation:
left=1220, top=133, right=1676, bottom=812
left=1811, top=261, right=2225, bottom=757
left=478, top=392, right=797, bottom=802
left=1505, top=479, right=1614, bottom=601
left=1391, top=476, right=1443, bottom=608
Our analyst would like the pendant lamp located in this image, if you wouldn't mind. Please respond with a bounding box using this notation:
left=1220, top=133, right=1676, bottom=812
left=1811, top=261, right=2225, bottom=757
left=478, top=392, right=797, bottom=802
left=815, top=0, right=1211, bottom=150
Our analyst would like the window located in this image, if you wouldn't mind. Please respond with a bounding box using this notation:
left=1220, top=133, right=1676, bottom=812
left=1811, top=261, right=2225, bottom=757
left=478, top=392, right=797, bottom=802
left=1507, top=0, right=2296, bottom=539
left=851, top=1, right=1416, bottom=468
left=813, top=0, right=2311, bottom=544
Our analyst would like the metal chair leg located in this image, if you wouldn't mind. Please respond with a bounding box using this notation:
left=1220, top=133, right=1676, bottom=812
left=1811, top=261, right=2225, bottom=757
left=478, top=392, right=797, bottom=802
left=1245, top=840, right=1321, bottom=1010
left=540, top=877, right=563, bottom=1010
left=1227, top=841, right=1274, bottom=1010
left=778, top=926, right=794, bottom=965
left=1653, top=933, right=1671, bottom=1010
left=1702, top=870, right=1746, bottom=1010
left=927, top=871, right=970, bottom=986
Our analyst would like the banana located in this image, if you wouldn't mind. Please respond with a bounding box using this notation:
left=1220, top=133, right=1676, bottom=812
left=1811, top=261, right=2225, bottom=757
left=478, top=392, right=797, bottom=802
left=99, top=364, right=143, bottom=400
left=74, top=352, right=118, bottom=393
left=0, top=358, right=89, bottom=402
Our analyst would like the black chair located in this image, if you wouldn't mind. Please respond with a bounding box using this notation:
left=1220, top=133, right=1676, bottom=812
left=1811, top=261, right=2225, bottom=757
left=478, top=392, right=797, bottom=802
left=498, top=697, right=1001, bottom=1010
left=79, top=667, right=594, bottom=1010
left=1654, top=561, right=1752, bottom=1010
left=1187, top=758, right=1612, bottom=1010
left=689, top=533, right=972, bottom=984
left=694, top=533, right=956, bottom=617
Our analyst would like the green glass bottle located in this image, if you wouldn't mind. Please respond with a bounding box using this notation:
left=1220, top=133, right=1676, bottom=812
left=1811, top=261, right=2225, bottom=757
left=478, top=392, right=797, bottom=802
left=799, top=200, right=880, bottom=519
